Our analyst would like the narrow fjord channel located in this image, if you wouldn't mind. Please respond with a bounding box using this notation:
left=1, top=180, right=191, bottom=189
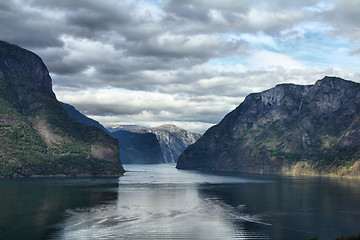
left=1, top=164, right=360, bottom=240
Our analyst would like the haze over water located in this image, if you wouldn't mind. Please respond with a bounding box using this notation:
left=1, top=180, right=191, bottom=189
left=1, top=164, right=360, bottom=239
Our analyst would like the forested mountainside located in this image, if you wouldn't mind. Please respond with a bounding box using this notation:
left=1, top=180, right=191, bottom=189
left=0, top=41, right=124, bottom=177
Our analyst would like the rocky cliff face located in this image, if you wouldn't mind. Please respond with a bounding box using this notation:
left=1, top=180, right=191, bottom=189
left=134, top=124, right=202, bottom=162
left=177, top=77, right=360, bottom=178
left=0, top=41, right=124, bottom=177
left=109, top=130, right=165, bottom=164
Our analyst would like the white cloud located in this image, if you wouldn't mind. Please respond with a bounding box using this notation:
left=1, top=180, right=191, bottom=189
left=208, top=9, right=228, bottom=26
left=247, top=50, right=306, bottom=70
left=54, top=86, right=240, bottom=133
left=236, top=32, right=279, bottom=50
left=303, top=1, right=335, bottom=13
left=243, top=4, right=305, bottom=33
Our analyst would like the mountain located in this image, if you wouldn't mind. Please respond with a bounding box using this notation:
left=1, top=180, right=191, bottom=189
left=0, top=41, right=124, bottom=177
left=107, top=125, right=145, bottom=132
left=177, top=77, right=360, bottom=178
left=109, top=130, right=165, bottom=164
left=61, top=102, right=108, bottom=133
left=133, top=124, right=202, bottom=163
left=61, top=104, right=164, bottom=164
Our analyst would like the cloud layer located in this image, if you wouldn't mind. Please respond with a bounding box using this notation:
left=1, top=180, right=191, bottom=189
left=1, top=0, right=360, bottom=132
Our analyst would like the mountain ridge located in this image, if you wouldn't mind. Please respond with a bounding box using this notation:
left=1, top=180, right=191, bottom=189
left=0, top=40, right=124, bottom=177
left=177, top=76, right=360, bottom=178
left=61, top=102, right=108, bottom=133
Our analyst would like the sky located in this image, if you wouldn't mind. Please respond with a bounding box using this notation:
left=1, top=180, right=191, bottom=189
left=1, top=0, right=360, bottom=133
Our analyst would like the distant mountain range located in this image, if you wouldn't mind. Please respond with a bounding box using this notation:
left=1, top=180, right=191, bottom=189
left=134, top=124, right=202, bottom=163
left=107, top=124, right=201, bottom=164
left=0, top=41, right=124, bottom=177
left=177, top=77, right=360, bottom=178
left=107, top=125, right=145, bottom=132
left=63, top=106, right=201, bottom=164
left=61, top=103, right=164, bottom=164
left=7, top=40, right=359, bottom=179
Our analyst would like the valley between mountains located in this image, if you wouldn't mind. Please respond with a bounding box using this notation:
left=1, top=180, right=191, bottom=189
left=1, top=40, right=360, bottom=178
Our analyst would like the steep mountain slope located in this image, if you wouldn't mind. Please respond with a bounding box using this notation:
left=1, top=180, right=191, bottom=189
left=109, top=130, right=165, bottom=164
left=177, top=77, right=360, bottom=178
left=61, top=104, right=164, bottom=164
left=134, top=124, right=202, bottom=162
left=0, top=41, right=124, bottom=177
left=61, top=102, right=108, bottom=133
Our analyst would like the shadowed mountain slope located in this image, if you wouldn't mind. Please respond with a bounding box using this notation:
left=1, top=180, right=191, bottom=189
left=177, top=77, right=360, bottom=178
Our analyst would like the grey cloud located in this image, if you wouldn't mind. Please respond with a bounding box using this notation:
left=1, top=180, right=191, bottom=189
left=29, top=0, right=128, bottom=15
left=0, top=0, right=247, bottom=89
left=48, top=61, right=89, bottom=75
left=350, top=48, right=360, bottom=56
left=127, top=40, right=245, bottom=62
left=1, top=0, right=360, bottom=131
left=322, top=0, right=360, bottom=40
left=164, top=1, right=211, bottom=22
left=0, top=2, right=12, bottom=11
left=163, top=0, right=249, bottom=24
left=0, top=4, right=64, bottom=48
left=64, top=96, right=234, bottom=127
left=162, top=0, right=316, bottom=35
left=0, top=0, right=129, bottom=48
left=0, top=0, right=315, bottom=79
left=65, top=5, right=130, bottom=34
left=74, top=103, right=145, bottom=117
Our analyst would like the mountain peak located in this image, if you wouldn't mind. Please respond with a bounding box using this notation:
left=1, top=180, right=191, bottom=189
left=177, top=77, right=360, bottom=178
left=156, top=124, right=180, bottom=131
left=315, top=76, right=356, bottom=88
left=0, top=41, right=124, bottom=177
left=0, top=40, right=53, bottom=94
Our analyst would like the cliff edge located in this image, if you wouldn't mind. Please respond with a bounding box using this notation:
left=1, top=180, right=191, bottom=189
left=177, top=77, right=360, bottom=178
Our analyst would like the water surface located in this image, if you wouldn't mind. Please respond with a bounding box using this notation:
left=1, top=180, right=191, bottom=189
left=1, top=164, right=360, bottom=239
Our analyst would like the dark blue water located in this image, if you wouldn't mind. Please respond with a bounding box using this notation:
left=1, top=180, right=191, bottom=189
left=1, top=164, right=360, bottom=239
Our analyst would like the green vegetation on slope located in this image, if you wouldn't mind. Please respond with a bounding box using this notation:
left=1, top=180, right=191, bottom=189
left=177, top=77, right=360, bottom=177
left=0, top=41, right=123, bottom=177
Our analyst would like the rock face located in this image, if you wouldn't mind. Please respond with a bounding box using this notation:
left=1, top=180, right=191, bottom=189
left=109, top=130, right=165, bottom=164
left=177, top=77, right=360, bottom=178
left=134, top=124, right=202, bottom=162
left=0, top=41, right=124, bottom=177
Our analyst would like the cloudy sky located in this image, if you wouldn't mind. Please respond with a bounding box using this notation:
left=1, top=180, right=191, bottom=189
left=1, top=0, right=360, bottom=132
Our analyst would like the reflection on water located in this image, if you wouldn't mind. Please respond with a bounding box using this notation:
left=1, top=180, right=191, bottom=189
left=54, top=164, right=272, bottom=240
left=0, top=178, right=119, bottom=240
left=1, top=164, right=360, bottom=240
